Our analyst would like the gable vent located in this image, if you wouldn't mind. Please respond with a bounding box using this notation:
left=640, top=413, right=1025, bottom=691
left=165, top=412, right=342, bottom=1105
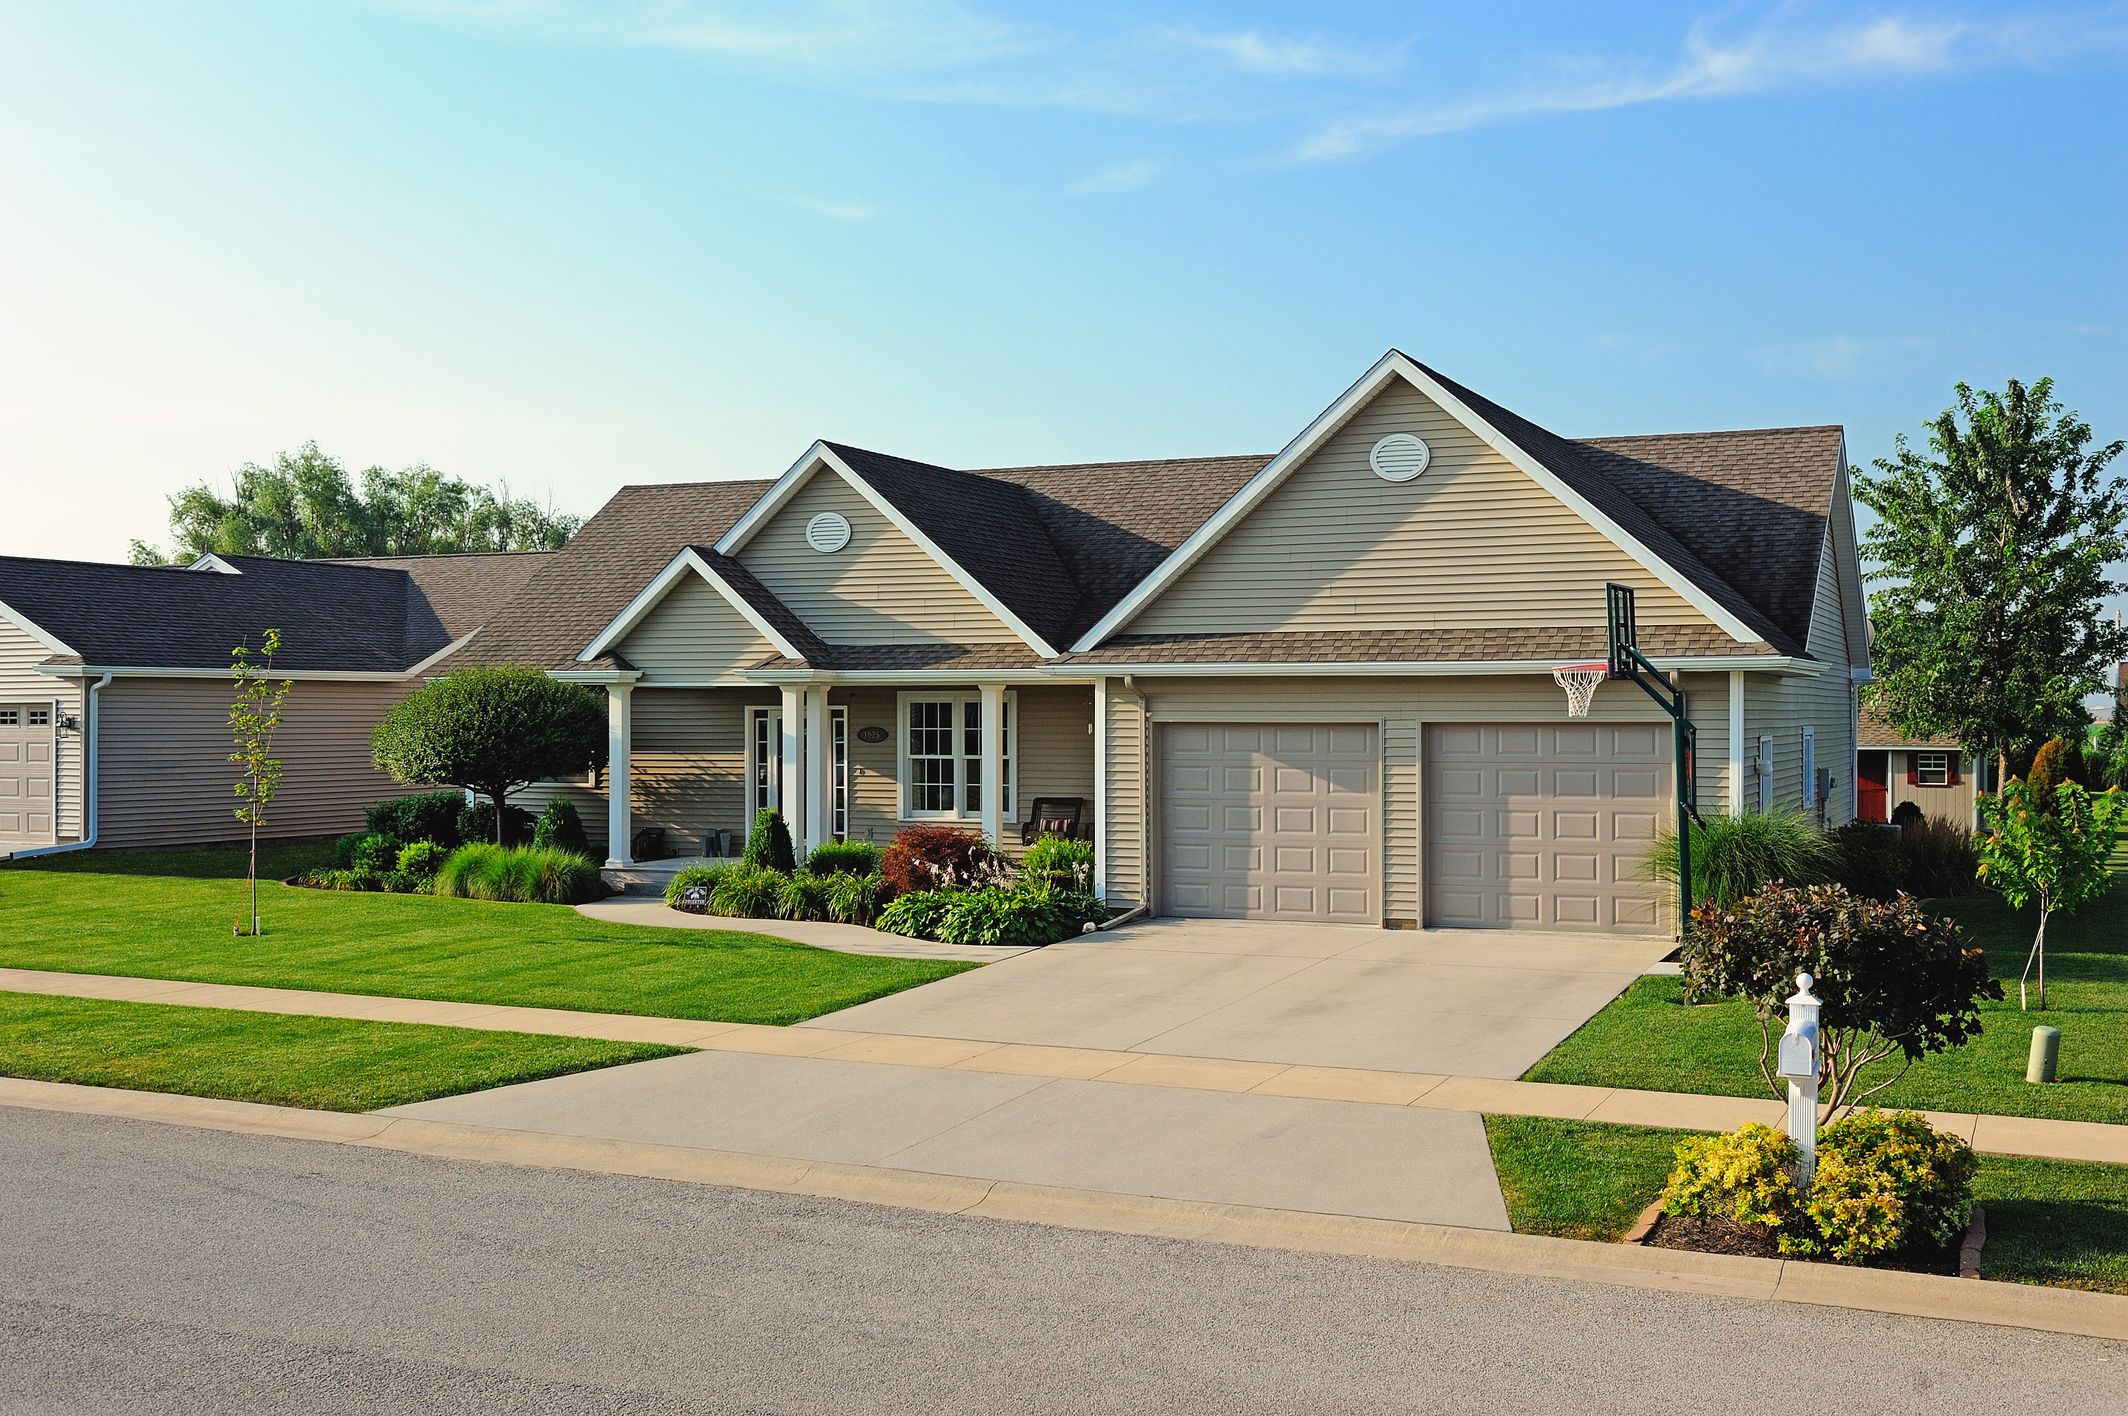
left=1370, top=433, right=1431, bottom=483
left=805, top=511, right=852, bottom=553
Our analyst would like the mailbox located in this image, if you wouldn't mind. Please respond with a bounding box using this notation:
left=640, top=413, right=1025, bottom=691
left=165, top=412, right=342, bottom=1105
left=1777, top=1026, right=1817, bottom=1081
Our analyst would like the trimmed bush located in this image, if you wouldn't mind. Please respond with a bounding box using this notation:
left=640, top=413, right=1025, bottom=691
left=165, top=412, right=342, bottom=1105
left=824, top=871, right=890, bottom=927
left=431, top=843, right=606, bottom=905
left=1643, top=809, right=1835, bottom=909
left=881, top=824, right=1003, bottom=895
left=1829, top=822, right=1908, bottom=900
left=364, top=791, right=466, bottom=849
left=1662, top=1122, right=1807, bottom=1249
left=742, top=809, right=796, bottom=873
left=776, top=870, right=834, bottom=922
left=457, top=799, right=535, bottom=848
left=804, top=839, right=882, bottom=877
left=878, top=890, right=954, bottom=939
left=1806, top=1109, right=1977, bottom=1262
left=531, top=798, right=590, bottom=855
left=1018, top=835, right=1093, bottom=892
left=370, top=666, right=605, bottom=838
left=333, top=831, right=401, bottom=875
left=2027, top=736, right=2076, bottom=805
left=395, top=839, right=447, bottom=883
left=708, top=863, right=783, bottom=918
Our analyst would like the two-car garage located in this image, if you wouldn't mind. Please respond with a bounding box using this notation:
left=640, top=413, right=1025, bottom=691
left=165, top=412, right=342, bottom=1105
left=1154, top=719, right=1670, bottom=936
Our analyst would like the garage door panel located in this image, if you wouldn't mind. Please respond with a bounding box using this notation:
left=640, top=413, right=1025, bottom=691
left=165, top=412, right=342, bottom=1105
left=0, top=703, right=57, bottom=847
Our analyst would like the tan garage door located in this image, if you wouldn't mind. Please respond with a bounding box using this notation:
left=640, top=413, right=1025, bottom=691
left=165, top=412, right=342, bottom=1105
left=0, top=702, right=57, bottom=845
left=1159, top=723, right=1378, bottom=923
left=1425, top=722, right=1668, bottom=935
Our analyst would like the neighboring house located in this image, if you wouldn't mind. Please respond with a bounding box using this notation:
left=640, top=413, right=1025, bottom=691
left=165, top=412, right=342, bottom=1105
left=1856, top=701, right=1978, bottom=829
left=448, top=349, right=1868, bottom=937
left=0, top=551, right=548, bottom=855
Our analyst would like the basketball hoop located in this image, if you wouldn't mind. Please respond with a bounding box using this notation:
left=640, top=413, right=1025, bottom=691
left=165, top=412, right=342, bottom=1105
left=1552, top=663, right=1608, bottom=718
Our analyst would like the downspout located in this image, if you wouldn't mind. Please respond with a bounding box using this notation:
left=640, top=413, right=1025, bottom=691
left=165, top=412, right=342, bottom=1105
left=8, top=673, right=111, bottom=861
left=1089, top=674, right=1153, bottom=932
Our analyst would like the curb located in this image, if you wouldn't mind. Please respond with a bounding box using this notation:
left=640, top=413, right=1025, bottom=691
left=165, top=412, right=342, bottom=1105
left=6, top=1077, right=2126, bottom=1342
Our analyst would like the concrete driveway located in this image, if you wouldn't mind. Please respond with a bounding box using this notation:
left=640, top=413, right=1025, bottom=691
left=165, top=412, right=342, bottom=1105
left=807, top=917, right=1670, bottom=1079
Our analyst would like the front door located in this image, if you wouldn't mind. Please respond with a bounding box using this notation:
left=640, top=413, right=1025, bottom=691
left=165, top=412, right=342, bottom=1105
left=1857, top=751, right=1888, bottom=824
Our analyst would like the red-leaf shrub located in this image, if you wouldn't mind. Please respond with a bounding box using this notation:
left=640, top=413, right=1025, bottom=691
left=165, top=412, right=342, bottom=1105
left=881, top=824, right=1002, bottom=895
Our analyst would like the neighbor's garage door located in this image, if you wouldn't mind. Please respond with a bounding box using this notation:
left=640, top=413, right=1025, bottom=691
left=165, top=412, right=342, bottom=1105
left=0, top=702, right=57, bottom=845
left=1159, top=723, right=1377, bottom=923
left=1425, top=723, right=1667, bottom=935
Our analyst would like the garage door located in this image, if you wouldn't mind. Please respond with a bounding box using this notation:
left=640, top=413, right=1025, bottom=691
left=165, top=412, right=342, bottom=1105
left=1425, top=723, right=1668, bottom=935
left=0, top=702, right=57, bottom=845
left=1160, top=723, right=1377, bottom=923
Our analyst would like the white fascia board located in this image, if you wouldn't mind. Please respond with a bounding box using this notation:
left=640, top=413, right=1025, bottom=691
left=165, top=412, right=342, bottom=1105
left=577, top=547, right=804, bottom=663
left=1050, top=656, right=1814, bottom=678
left=550, top=669, right=642, bottom=684
left=742, top=667, right=1068, bottom=684
left=714, top=443, right=1061, bottom=660
left=1071, top=350, right=1761, bottom=651
left=187, top=553, right=242, bottom=574
left=404, top=628, right=481, bottom=678
left=0, top=598, right=78, bottom=658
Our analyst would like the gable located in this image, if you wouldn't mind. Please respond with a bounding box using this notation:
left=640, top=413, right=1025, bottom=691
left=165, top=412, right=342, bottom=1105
left=614, top=570, right=780, bottom=681
left=736, top=472, right=1020, bottom=646
left=1128, top=380, right=1720, bottom=638
left=1804, top=525, right=1850, bottom=667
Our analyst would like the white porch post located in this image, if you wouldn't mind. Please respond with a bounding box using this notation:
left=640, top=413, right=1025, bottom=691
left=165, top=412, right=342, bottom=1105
left=1091, top=678, right=1108, bottom=897
left=978, top=683, right=1005, bottom=847
left=803, top=686, right=831, bottom=855
left=779, top=685, right=805, bottom=844
left=1727, top=669, right=1746, bottom=820
left=603, top=682, right=634, bottom=868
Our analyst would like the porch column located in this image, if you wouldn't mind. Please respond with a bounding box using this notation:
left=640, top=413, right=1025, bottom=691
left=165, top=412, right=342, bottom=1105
left=1727, top=670, right=1746, bottom=819
left=978, top=682, right=1005, bottom=847
left=1092, top=678, right=1107, bottom=897
left=604, top=682, right=634, bottom=868
left=803, top=686, right=831, bottom=855
left=779, top=685, right=805, bottom=843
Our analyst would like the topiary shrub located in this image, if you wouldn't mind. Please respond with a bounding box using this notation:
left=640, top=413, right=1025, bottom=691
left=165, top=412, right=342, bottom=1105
left=1661, top=1123, right=1808, bottom=1250
left=804, top=839, right=882, bottom=877
left=2026, top=736, right=2076, bottom=808
left=457, top=799, right=535, bottom=848
left=1828, top=822, right=1907, bottom=900
left=432, top=843, right=606, bottom=905
left=824, top=871, right=890, bottom=926
left=370, top=666, right=605, bottom=841
left=881, top=824, right=1003, bottom=895
left=531, top=798, right=590, bottom=855
left=395, top=839, right=447, bottom=883
left=1805, top=1109, right=1977, bottom=1262
left=741, top=809, right=795, bottom=873
left=707, top=863, right=783, bottom=918
left=1642, top=809, right=1834, bottom=910
left=365, top=791, right=467, bottom=849
left=1018, top=835, right=1093, bottom=892
left=878, top=889, right=954, bottom=939
left=776, top=870, right=833, bottom=922
left=1683, top=883, right=2000, bottom=1116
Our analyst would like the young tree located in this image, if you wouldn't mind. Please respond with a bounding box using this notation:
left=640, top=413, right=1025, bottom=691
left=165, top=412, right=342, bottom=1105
left=1855, top=378, right=2128, bottom=783
left=1977, top=779, right=2126, bottom=1010
left=228, top=630, right=293, bottom=937
left=370, top=668, right=604, bottom=839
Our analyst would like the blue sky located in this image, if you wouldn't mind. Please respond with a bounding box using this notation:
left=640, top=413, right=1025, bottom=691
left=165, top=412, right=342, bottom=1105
left=2, top=1, right=2123, bottom=593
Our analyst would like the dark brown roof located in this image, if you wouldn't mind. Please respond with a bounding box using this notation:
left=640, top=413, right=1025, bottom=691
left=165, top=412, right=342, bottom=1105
left=1064, top=624, right=1772, bottom=667
left=320, top=551, right=554, bottom=660
left=749, top=643, right=1052, bottom=673
left=1858, top=700, right=1963, bottom=749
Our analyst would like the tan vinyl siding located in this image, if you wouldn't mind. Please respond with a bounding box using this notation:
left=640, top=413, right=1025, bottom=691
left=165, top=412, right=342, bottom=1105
left=738, top=473, right=1019, bottom=644
left=615, top=573, right=778, bottom=683
left=0, top=619, right=83, bottom=839
left=1805, top=526, right=1850, bottom=665
left=1743, top=670, right=1856, bottom=823
left=1131, top=380, right=1717, bottom=636
left=1102, top=679, right=1146, bottom=905
left=96, top=677, right=415, bottom=850
left=1883, top=750, right=1978, bottom=828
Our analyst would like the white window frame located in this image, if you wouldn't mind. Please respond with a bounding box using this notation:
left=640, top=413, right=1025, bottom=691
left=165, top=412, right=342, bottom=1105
left=1915, top=751, right=1951, bottom=788
left=896, top=691, right=1017, bottom=823
left=747, top=705, right=850, bottom=837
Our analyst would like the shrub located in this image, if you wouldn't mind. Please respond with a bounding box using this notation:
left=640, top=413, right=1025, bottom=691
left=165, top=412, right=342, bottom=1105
left=457, top=799, right=535, bottom=848
left=1018, top=835, right=1093, bottom=892
left=776, top=870, right=834, bottom=922
left=824, top=871, right=891, bottom=926
left=1828, top=822, right=1907, bottom=900
left=333, top=831, right=401, bottom=874
left=1805, top=1109, right=1977, bottom=1262
left=1642, top=810, right=1834, bottom=910
left=2026, top=736, right=2076, bottom=806
left=432, top=843, right=606, bottom=905
left=942, top=886, right=1082, bottom=947
left=364, top=791, right=467, bottom=849
left=395, top=839, right=447, bottom=882
left=878, top=890, right=954, bottom=939
left=370, top=667, right=605, bottom=840
left=1977, top=778, right=2127, bottom=1009
left=1896, top=817, right=1979, bottom=897
left=1661, top=1123, right=1809, bottom=1251
left=530, top=798, right=590, bottom=855
left=804, top=839, right=882, bottom=877
left=742, top=809, right=795, bottom=873
left=298, top=866, right=395, bottom=893
left=1683, top=883, right=2000, bottom=1116
left=881, top=824, right=1003, bottom=895
left=707, top=863, right=783, bottom=918
left=664, top=861, right=727, bottom=909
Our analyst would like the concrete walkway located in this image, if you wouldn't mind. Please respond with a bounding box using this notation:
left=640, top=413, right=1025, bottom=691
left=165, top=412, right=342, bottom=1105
left=575, top=894, right=1035, bottom=963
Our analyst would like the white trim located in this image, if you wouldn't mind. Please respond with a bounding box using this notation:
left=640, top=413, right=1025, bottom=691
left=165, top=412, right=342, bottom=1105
left=895, top=689, right=1018, bottom=824
left=0, top=597, right=78, bottom=658
left=603, top=681, right=634, bottom=869
left=779, top=686, right=804, bottom=839
left=1070, top=350, right=1760, bottom=651
left=1052, top=656, right=1818, bottom=678
left=550, top=669, right=643, bottom=685
left=747, top=705, right=785, bottom=815
left=711, top=443, right=1060, bottom=658
left=404, top=628, right=482, bottom=679
left=1092, top=677, right=1108, bottom=898
left=186, top=553, right=242, bottom=574
left=578, top=547, right=804, bottom=663
left=747, top=667, right=1064, bottom=684
left=1727, top=669, right=1746, bottom=820
left=1915, top=750, right=1953, bottom=788
left=803, top=685, right=831, bottom=855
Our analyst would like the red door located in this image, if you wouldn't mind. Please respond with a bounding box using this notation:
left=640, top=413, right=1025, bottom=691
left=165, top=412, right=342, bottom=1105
left=1857, top=751, right=1889, bottom=823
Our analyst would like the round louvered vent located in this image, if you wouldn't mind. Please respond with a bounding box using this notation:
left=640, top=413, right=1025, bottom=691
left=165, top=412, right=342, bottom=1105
left=1370, top=433, right=1431, bottom=482
left=805, top=511, right=852, bottom=553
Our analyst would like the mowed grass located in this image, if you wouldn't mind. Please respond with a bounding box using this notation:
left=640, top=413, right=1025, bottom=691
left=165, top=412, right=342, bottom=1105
left=1526, top=879, right=2128, bottom=1124
left=0, top=991, right=682, bottom=1112
left=0, top=844, right=974, bottom=1025
left=1484, top=1116, right=2128, bottom=1293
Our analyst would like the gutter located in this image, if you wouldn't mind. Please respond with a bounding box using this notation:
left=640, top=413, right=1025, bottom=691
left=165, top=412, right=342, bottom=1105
left=1046, top=656, right=1822, bottom=678
left=7, top=673, right=110, bottom=862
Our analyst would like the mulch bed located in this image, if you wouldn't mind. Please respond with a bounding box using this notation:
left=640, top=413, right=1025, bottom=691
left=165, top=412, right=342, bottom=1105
left=1643, top=1212, right=1961, bottom=1276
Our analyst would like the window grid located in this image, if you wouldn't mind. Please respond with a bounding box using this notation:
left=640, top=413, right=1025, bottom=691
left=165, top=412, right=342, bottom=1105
left=901, top=693, right=1016, bottom=822
left=832, top=708, right=848, bottom=840
left=907, top=700, right=958, bottom=815
left=1916, top=752, right=1950, bottom=787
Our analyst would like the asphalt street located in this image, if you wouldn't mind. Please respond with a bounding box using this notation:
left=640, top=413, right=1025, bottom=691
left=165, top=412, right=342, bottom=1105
left=2, top=1107, right=2122, bottom=1414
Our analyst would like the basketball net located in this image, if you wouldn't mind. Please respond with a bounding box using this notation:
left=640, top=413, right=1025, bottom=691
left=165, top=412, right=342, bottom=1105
left=1552, top=663, right=1608, bottom=718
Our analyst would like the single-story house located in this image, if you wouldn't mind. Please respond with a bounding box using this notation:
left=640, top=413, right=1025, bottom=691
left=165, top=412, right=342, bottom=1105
left=1856, top=701, right=1979, bottom=828
left=0, top=551, right=548, bottom=854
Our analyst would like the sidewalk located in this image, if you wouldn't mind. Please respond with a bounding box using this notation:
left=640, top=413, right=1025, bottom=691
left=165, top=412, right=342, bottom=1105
left=6, top=965, right=2127, bottom=1166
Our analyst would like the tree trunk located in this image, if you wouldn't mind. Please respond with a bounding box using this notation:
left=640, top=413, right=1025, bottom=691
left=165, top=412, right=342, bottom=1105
left=247, top=820, right=260, bottom=937
left=2021, top=904, right=2049, bottom=1011
left=491, top=790, right=507, bottom=844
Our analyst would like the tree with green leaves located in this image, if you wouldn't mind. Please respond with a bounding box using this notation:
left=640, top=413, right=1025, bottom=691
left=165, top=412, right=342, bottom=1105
left=129, top=442, right=581, bottom=564
left=1855, top=378, right=2127, bottom=784
left=370, top=668, right=604, bottom=840
left=1976, top=778, right=2126, bottom=1010
left=228, top=629, right=293, bottom=937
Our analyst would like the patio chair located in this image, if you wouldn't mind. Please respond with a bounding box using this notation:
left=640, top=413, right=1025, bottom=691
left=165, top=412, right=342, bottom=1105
left=1021, top=797, right=1086, bottom=845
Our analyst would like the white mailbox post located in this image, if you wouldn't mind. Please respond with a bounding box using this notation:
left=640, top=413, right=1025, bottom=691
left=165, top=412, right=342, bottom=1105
left=1776, top=972, right=1821, bottom=1186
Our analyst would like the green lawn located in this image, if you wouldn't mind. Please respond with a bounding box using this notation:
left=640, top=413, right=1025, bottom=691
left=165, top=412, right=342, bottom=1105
left=0, top=844, right=974, bottom=1025
left=1484, top=1115, right=2128, bottom=1293
left=0, top=991, right=683, bottom=1111
left=1527, top=880, right=2128, bottom=1124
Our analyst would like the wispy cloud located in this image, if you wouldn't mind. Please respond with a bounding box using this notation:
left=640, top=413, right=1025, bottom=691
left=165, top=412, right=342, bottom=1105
left=783, top=195, right=877, bottom=221
left=1755, top=335, right=1943, bottom=380
left=1290, top=11, right=2124, bottom=162
left=1154, top=25, right=1401, bottom=79
left=1069, top=158, right=1165, bottom=194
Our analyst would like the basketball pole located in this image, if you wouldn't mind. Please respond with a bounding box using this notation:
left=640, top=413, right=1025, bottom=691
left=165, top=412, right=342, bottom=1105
left=1603, top=582, right=1701, bottom=941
